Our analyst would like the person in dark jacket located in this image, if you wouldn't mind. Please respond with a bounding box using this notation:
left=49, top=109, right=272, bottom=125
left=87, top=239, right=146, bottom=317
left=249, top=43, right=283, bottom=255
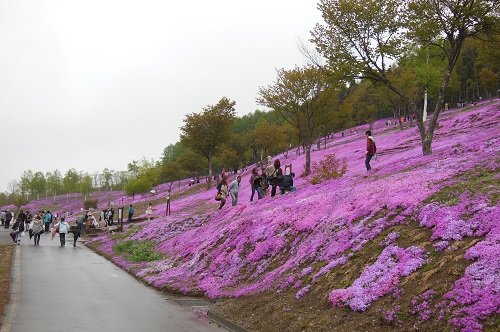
left=4, top=209, right=13, bottom=229
left=18, top=210, right=27, bottom=233
left=249, top=168, right=259, bottom=202
left=11, top=217, right=24, bottom=245
left=365, top=130, right=377, bottom=171
left=280, top=173, right=297, bottom=194
left=269, top=159, right=283, bottom=197
left=107, top=208, right=114, bottom=226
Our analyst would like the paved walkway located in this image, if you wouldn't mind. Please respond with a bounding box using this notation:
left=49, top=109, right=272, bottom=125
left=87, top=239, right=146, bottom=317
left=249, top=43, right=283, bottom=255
left=0, top=228, right=220, bottom=332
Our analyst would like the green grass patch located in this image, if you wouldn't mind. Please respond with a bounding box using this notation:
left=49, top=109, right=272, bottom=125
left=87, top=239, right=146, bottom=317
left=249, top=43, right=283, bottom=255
left=111, top=225, right=142, bottom=240
left=424, top=167, right=499, bottom=206
left=113, top=240, right=163, bottom=262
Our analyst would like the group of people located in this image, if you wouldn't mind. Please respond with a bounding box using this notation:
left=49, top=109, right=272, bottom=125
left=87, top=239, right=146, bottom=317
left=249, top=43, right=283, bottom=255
left=215, top=156, right=297, bottom=209
left=2, top=209, right=72, bottom=246
left=215, top=130, right=378, bottom=209
left=99, top=207, right=115, bottom=226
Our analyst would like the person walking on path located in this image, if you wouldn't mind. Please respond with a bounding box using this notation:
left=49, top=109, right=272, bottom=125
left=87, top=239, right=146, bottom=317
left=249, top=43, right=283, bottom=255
left=128, top=205, right=135, bottom=222
left=25, top=211, right=33, bottom=231
left=10, top=218, right=24, bottom=245
left=76, top=214, right=86, bottom=236
left=30, top=215, right=44, bottom=246
left=72, top=225, right=80, bottom=247
left=249, top=168, right=259, bottom=202
left=73, top=214, right=87, bottom=246
left=53, top=217, right=70, bottom=247
left=165, top=192, right=171, bottom=216
left=0, top=210, right=5, bottom=226
left=43, top=210, right=52, bottom=232
left=228, top=175, right=241, bottom=206
left=146, top=203, right=153, bottom=220
left=4, top=209, right=13, bottom=229
left=17, top=210, right=27, bottom=232
left=218, top=178, right=229, bottom=210
left=365, top=130, right=377, bottom=171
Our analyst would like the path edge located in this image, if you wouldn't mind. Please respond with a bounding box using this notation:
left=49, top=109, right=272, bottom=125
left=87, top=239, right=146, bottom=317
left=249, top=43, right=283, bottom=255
left=0, top=245, right=20, bottom=332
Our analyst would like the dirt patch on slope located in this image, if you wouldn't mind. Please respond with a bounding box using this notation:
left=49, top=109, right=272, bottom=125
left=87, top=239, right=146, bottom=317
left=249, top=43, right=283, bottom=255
left=212, top=222, right=494, bottom=332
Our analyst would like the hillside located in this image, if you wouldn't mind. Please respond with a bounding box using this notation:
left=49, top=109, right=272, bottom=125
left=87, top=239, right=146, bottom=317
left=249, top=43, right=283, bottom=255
left=8, top=100, right=499, bottom=331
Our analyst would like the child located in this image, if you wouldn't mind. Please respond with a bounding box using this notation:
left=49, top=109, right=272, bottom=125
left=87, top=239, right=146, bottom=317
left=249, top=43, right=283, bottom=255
left=146, top=203, right=153, bottom=220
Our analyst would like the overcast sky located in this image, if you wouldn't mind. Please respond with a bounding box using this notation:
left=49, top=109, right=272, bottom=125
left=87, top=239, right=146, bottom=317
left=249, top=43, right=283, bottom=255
left=0, top=0, right=321, bottom=191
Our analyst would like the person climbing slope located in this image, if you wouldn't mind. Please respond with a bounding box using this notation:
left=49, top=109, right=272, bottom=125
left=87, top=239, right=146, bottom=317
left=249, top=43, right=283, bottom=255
left=365, top=130, right=377, bottom=171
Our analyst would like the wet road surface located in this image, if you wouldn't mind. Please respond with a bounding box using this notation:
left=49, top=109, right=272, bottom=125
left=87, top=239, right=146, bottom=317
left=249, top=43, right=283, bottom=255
left=1, top=229, right=220, bottom=332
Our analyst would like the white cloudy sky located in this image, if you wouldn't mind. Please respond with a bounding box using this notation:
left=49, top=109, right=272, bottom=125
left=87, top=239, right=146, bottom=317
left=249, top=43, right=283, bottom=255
left=0, top=0, right=321, bottom=191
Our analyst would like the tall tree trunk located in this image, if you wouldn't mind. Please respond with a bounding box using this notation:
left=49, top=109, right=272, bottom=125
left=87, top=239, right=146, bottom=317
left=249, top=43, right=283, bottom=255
left=424, top=66, right=453, bottom=155
left=304, top=144, right=312, bottom=176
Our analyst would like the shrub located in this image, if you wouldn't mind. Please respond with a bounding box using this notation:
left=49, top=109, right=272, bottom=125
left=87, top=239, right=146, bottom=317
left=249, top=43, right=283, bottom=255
left=83, top=199, right=98, bottom=210
left=113, top=240, right=163, bottom=262
left=310, top=154, right=347, bottom=184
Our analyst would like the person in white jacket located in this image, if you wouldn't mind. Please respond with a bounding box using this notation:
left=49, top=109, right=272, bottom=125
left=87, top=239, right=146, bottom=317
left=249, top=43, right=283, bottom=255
left=53, top=217, right=70, bottom=247
left=228, top=175, right=241, bottom=207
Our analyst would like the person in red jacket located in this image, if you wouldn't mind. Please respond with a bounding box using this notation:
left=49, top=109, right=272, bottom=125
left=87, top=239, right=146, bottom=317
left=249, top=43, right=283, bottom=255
left=365, top=130, right=377, bottom=171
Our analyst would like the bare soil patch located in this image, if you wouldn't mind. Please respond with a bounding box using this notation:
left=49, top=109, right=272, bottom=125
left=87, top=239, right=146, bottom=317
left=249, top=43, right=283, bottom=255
left=0, top=245, right=14, bottom=326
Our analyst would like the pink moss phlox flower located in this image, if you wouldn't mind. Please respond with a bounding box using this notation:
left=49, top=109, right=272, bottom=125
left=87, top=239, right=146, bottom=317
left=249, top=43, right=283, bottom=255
left=442, top=226, right=500, bottom=332
left=301, top=267, right=313, bottom=277
left=411, top=290, right=437, bottom=321
left=379, top=231, right=400, bottom=247
left=328, top=245, right=427, bottom=311
left=381, top=305, right=400, bottom=323
left=433, top=241, right=449, bottom=252
left=295, top=285, right=311, bottom=299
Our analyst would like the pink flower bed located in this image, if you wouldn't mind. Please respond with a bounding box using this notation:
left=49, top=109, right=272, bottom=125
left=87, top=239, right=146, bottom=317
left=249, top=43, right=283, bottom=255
left=19, top=100, right=498, bottom=331
left=441, top=227, right=500, bottom=331
left=329, top=245, right=427, bottom=311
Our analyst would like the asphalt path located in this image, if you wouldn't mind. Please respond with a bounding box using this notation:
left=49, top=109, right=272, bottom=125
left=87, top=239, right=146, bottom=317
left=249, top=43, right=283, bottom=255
left=0, top=228, right=220, bottom=332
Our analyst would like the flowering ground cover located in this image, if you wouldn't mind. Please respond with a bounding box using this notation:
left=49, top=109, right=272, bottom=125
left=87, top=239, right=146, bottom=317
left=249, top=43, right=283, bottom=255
left=9, top=100, right=499, bottom=331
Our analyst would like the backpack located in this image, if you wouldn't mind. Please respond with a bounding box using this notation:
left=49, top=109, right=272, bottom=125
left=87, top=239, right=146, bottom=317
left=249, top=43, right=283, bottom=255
left=76, top=215, right=85, bottom=225
left=5, top=212, right=12, bottom=221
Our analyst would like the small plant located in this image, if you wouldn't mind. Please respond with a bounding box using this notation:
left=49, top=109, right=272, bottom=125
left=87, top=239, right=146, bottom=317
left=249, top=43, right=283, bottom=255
left=83, top=199, right=98, bottom=209
left=310, top=154, right=347, bottom=184
left=113, top=240, right=163, bottom=262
